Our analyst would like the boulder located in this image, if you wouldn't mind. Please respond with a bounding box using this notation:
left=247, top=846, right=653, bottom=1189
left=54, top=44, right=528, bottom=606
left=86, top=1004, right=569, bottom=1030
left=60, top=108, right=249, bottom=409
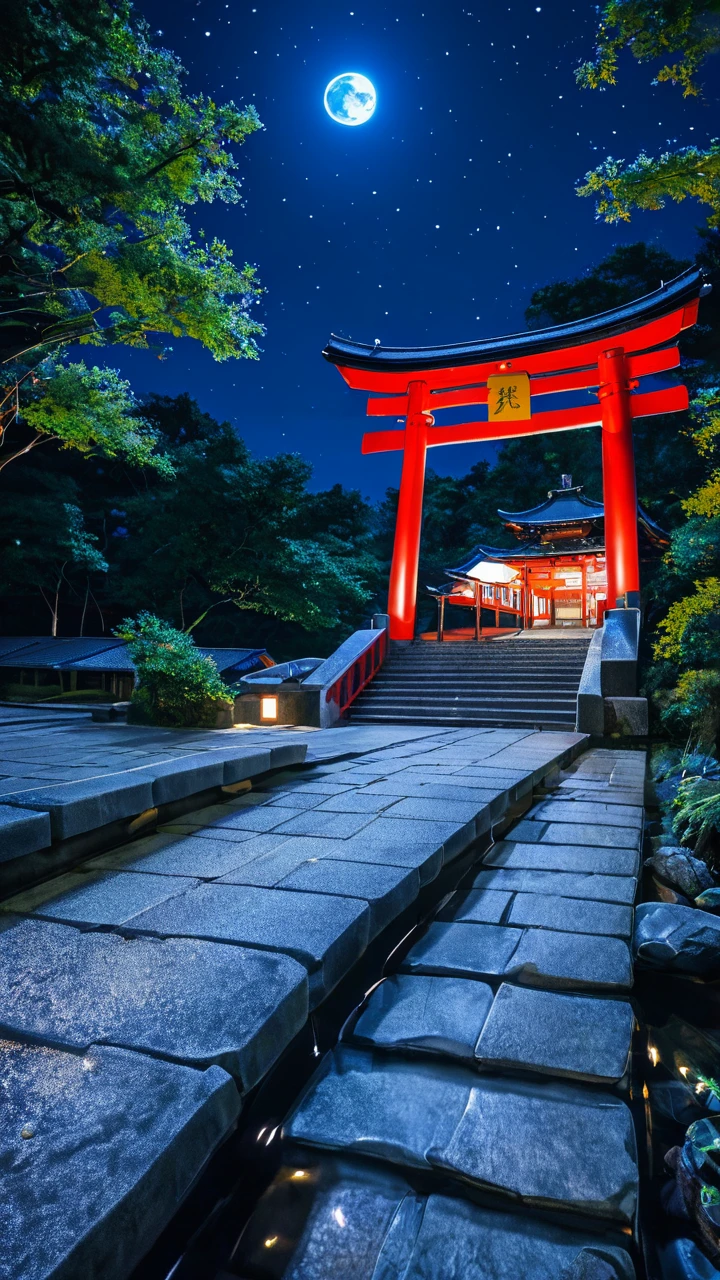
left=646, top=849, right=714, bottom=900
left=634, top=903, right=720, bottom=977
left=695, top=888, right=720, bottom=914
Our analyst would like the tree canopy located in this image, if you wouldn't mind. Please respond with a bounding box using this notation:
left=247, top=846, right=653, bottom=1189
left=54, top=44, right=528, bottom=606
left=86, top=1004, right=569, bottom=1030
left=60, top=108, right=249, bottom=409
left=0, top=0, right=263, bottom=470
left=576, top=1, right=720, bottom=227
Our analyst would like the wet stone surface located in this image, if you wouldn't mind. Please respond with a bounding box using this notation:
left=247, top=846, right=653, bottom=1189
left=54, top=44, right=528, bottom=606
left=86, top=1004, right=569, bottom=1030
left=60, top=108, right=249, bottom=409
left=234, top=1154, right=636, bottom=1280
left=0, top=915, right=308, bottom=1090
left=286, top=1045, right=639, bottom=1224
left=0, top=1038, right=240, bottom=1280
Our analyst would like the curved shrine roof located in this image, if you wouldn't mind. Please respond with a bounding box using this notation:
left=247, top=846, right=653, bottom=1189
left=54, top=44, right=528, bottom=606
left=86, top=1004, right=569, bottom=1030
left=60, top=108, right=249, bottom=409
left=499, top=486, right=604, bottom=527
left=324, top=267, right=708, bottom=373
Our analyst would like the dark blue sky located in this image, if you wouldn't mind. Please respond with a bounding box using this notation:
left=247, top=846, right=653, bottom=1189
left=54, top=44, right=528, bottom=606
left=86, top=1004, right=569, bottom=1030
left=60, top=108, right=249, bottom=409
left=125, top=0, right=713, bottom=498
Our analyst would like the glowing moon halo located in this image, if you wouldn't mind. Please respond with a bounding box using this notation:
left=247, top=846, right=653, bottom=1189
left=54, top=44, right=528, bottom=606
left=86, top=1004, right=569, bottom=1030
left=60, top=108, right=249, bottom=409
left=324, top=73, right=376, bottom=126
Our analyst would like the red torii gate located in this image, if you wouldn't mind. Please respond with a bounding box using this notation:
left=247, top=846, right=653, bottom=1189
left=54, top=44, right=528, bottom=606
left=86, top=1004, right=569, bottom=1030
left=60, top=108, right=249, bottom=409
left=324, top=268, right=708, bottom=641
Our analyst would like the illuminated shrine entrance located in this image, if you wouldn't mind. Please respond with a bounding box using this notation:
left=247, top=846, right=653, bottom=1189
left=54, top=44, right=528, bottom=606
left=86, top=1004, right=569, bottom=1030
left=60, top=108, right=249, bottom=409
left=324, top=269, right=708, bottom=641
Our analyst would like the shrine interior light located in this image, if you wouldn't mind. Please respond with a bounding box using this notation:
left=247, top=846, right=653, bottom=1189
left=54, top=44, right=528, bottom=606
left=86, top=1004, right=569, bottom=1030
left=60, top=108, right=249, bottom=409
left=261, top=696, right=278, bottom=721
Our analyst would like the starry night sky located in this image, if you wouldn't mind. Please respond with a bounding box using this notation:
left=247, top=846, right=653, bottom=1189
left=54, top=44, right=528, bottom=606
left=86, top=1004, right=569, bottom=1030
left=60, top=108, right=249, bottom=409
left=122, top=0, right=714, bottom=497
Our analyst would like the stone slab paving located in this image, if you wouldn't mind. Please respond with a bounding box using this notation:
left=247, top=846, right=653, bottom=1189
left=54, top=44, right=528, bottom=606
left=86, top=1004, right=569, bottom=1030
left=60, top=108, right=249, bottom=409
left=0, top=723, right=599, bottom=1275
left=0, top=1038, right=240, bottom=1280
left=348, top=973, right=633, bottom=1084
left=286, top=1045, right=639, bottom=1224
left=234, top=1154, right=636, bottom=1279
left=0, top=916, right=308, bottom=1090
left=277, top=746, right=644, bottom=1277
left=234, top=1153, right=636, bottom=1280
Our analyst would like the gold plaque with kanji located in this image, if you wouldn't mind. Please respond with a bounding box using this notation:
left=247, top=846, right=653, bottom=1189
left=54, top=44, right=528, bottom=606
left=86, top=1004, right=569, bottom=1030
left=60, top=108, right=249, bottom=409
left=487, top=372, right=530, bottom=421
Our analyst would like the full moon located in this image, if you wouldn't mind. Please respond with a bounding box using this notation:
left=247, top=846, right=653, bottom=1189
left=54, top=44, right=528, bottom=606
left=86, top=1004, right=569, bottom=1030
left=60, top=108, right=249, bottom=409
left=324, top=73, right=376, bottom=126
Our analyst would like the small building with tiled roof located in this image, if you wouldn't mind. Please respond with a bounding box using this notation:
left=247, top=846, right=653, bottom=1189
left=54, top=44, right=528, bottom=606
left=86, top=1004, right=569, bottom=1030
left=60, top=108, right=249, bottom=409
left=0, top=637, right=273, bottom=703
left=430, top=482, right=668, bottom=629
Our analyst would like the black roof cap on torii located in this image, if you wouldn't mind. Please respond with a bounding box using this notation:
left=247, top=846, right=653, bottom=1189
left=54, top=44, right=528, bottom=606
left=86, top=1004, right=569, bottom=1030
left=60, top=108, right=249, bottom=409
left=323, top=266, right=709, bottom=373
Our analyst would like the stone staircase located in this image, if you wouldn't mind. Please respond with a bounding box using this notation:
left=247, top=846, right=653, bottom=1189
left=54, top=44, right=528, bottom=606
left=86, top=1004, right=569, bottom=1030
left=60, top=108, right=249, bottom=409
left=350, top=635, right=592, bottom=730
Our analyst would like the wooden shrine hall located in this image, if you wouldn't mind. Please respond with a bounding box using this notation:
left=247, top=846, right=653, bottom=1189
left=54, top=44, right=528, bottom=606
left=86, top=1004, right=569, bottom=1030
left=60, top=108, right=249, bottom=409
left=427, top=481, right=669, bottom=637
left=323, top=266, right=710, bottom=642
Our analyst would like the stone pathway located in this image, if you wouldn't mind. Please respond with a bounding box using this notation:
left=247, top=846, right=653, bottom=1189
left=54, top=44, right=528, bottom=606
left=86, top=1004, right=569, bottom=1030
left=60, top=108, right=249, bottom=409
left=231, top=745, right=646, bottom=1280
left=0, top=724, right=584, bottom=1280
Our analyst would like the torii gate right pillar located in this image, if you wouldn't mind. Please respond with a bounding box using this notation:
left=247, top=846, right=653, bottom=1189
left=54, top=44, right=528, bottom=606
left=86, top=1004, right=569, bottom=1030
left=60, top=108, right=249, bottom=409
left=599, top=347, right=641, bottom=609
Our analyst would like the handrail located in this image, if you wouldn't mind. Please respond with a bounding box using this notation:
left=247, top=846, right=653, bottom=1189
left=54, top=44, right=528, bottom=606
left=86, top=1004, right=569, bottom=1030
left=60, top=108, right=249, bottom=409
left=576, top=608, right=642, bottom=735
left=305, top=626, right=388, bottom=717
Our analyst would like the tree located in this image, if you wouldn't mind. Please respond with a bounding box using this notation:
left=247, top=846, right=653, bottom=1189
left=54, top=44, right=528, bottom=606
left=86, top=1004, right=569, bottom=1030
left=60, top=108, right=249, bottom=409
left=576, top=1, right=720, bottom=227
left=107, top=395, right=378, bottom=650
left=0, top=0, right=263, bottom=469
left=0, top=471, right=107, bottom=635
left=115, top=611, right=233, bottom=727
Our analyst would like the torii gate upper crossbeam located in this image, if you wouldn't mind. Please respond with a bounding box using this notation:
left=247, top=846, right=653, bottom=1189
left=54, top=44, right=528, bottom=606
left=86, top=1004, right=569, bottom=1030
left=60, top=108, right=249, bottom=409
left=323, top=268, right=709, bottom=640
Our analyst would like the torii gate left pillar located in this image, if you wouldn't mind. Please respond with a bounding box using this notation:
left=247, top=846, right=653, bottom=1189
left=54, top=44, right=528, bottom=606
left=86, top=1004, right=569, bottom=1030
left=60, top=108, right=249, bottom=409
left=387, top=381, right=431, bottom=640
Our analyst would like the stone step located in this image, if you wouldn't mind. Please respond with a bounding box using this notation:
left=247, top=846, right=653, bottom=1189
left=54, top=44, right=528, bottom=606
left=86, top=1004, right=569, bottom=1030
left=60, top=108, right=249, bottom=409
left=232, top=1155, right=636, bottom=1280
left=286, top=1045, right=639, bottom=1225
left=347, top=973, right=634, bottom=1084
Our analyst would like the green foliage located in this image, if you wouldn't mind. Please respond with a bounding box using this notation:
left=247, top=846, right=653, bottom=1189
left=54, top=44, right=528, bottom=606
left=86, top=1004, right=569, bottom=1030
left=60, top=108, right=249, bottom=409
left=0, top=472, right=107, bottom=634
left=575, top=0, right=720, bottom=97
left=577, top=2, right=720, bottom=227
left=526, top=242, right=690, bottom=326
left=577, top=144, right=720, bottom=228
left=5, top=362, right=174, bottom=475
left=110, top=395, right=377, bottom=643
left=0, top=0, right=263, bottom=469
left=673, top=772, right=720, bottom=853
left=115, top=611, right=233, bottom=727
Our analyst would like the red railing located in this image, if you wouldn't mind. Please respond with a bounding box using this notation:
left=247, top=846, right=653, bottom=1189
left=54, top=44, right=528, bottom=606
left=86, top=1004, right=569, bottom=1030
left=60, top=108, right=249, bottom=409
left=325, top=627, right=389, bottom=716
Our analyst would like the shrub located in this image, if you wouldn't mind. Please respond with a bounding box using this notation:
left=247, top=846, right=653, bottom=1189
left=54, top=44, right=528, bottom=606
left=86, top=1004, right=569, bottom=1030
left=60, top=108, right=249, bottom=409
left=662, top=669, right=720, bottom=749
left=116, top=612, right=233, bottom=728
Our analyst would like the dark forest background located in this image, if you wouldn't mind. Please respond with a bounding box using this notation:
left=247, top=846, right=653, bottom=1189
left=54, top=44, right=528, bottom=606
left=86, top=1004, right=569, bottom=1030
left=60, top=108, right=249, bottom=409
left=1, top=237, right=717, bottom=661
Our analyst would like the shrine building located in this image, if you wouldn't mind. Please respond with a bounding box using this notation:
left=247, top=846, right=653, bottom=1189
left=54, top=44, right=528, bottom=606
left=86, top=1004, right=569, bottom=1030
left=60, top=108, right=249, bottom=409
left=434, top=481, right=669, bottom=632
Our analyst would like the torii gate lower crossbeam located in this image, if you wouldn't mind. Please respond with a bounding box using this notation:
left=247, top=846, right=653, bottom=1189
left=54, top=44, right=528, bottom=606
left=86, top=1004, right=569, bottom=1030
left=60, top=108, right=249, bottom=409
left=323, top=268, right=708, bottom=641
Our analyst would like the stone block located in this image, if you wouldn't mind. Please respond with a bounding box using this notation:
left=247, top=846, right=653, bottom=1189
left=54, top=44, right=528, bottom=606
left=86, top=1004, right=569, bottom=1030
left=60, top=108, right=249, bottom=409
left=270, top=742, right=307, bottom=769
left=87, top=832, right=288, bottom=879
left=0, top=1038, right=240, bottom=1280
left=511, top=819, right=641, bottom=850
left=372, top=796, right=491, bottom=831
left=127, top=881, right=370, bottom=1005
left=604, top=697, right=649, bottom=737
left=271, top=810, right=374, bottom=839
left=134, top=754, right=225, bottom=805
left=507, top=892, right=633, bottom=939
left=350, top=973, right=493, bottom=1061
left=286, top=1046, right=638, bottom=1224
left=0, top=916, right=308, bottom=1090
left=1, top=869, right=200, bottom=926
left=223, top=748, right=273, bottom=782
left=634, top=902, right=720, bottom=977
left=527, top=800, right=643, bottom=828
left=313, top=792, right=400, bottom=814
left=364, top=815, right=476, bottom=869
left=401, top=921, right=522, bottom=981
left=1, top=774, right=155, bottom=841
left=279, top=859, right=420, bottom=938
left=472, top=866, right=637, bottom=905
left=507, top=928, right=633, bottom=991
left=0, top=804, right=52, bottom=862
left=205, top=805, right=302, bottom=833
left=432, top=1074, right=637, bottom=1224
left=438, top=888, right=512, bottom=925
left=475, top=983, right=634, bottom=1083
left=233, top=1156, right=636, bottom=1280
left=485, top=841, right=640, bottom=877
